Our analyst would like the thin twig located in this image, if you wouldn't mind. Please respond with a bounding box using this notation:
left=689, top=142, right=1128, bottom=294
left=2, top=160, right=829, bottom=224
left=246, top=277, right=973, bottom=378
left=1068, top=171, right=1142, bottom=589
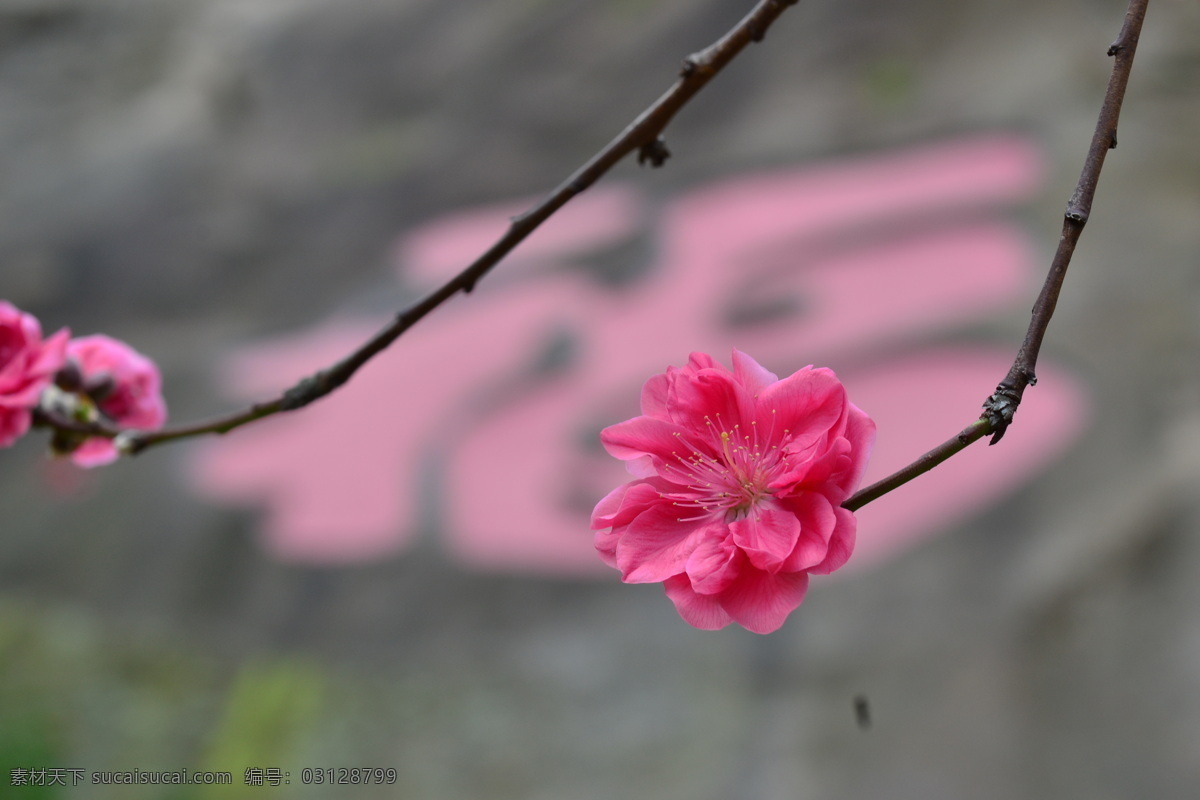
left=114, top=0, right=801, bottom=454
left=843, top=0, right=1149, bottom=511
left=32, top=408, right=118, bottom=438
left=843, top=419, right=991, bottom=512
left=981, top=0, right=1148, bottom=444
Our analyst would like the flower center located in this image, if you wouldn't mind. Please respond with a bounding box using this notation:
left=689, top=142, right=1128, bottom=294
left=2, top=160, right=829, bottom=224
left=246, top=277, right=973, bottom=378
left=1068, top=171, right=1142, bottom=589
left=662, top=411, right=794, bottom=522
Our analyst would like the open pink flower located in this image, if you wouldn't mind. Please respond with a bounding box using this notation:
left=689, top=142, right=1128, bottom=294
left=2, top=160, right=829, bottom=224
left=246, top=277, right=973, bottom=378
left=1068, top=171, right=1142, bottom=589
left=66, top=335, right=166, bottom=467
left=0, top=301, right=69, bottom=448
left=592, top=350, right=875, bottom=633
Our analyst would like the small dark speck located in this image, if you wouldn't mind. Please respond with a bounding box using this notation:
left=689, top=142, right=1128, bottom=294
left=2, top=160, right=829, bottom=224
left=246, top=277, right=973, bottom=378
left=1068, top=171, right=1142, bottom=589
left=854, top=694, right=871, bottom=730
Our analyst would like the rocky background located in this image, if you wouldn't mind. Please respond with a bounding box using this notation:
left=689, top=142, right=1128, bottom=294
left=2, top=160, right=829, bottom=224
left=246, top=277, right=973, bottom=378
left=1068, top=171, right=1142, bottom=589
left=2, top=0, right=1199, bottom=798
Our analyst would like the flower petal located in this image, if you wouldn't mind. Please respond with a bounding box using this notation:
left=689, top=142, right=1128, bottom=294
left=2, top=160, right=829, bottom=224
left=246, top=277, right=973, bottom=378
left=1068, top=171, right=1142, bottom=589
left=592, top=480, right=656, bottom=529
left=808, top=507, right=857, bottom=575
left=70, top=438, right=120, bottom=468
left=30, top=328, right=69, bottom=376
left=832, top=403, right=876, bottom=496
left=731, top=349, right=779, bottom=395
left=0, top=407, right=32, bottom=448
left=616, top=504, right=719, bottom=584
left=667, top=367, right=756, bottom=435
left=597, top=491, right=632, bottom=525
left=623, top=454, right=659, bottom=479
left=718, top=568, right=810, bottom=634
left=755, top=366, right=848, bottom=452
left=772, top=436, right=850, bottom=497
left=730, top=502, right=801, bottom=572
left=685, top=533, right=740, bottom=594
left=594, top=527, right=621, bottom=569
left=683, top=352, right=719, bottom=374
left=777, top=492, right=838, bottom=572
left=639, top=371, right=671, bottom=420
left=664, top=574, right=733, bottom=630
left=0, top=380, right=48, bottom=408
left=600, top=415, right=688, bottom=463
left=0, top=304, right=66, bottom=448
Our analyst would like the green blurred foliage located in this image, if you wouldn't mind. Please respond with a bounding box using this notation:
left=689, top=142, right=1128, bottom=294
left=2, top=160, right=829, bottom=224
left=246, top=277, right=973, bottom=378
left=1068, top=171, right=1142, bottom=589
left=0, top=602, right=327, bottom=800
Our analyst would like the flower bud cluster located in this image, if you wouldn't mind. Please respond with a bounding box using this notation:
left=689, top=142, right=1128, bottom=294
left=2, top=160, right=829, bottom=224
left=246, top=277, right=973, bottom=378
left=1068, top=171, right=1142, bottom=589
left=0, top=301, right=166, bottom=467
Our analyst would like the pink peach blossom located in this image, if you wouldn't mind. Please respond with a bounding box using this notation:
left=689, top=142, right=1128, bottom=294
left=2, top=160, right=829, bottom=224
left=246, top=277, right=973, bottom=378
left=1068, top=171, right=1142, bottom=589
left=592, top=350, right=875, bottom=633
left=66, top=335, right=166, bottom=467
left=0, top=301, right=68, bottom=448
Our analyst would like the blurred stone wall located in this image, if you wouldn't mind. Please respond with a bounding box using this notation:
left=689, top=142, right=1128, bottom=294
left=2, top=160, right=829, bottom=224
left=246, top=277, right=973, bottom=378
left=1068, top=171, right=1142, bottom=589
left=1, top=1, right=1199, bottom=798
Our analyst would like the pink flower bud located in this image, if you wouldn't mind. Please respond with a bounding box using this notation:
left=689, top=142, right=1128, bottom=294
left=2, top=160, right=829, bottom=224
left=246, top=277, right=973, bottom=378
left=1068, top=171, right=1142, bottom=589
left=65, top=335, right=167, bottom=467
left=0, top=301, right=68, bottom=448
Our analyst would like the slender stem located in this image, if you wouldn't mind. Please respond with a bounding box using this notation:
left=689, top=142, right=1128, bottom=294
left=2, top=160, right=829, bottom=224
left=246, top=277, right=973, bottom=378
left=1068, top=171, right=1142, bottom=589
left=845, top=0, right=1149, bottom=511
left=842, top=419, right=991, bottom=512
left=118, top=0, right=802, bottom=454
left=981, top=0, right=1148, bottom=444
left=31, top=408, right=119, bottom=438
left=42, top=0, right=1149, bottom=523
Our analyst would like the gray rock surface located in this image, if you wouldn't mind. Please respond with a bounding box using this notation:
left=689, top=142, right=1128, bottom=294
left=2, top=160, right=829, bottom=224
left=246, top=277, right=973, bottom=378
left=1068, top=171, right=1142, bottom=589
left=2, top=0, right=1198, bottom=798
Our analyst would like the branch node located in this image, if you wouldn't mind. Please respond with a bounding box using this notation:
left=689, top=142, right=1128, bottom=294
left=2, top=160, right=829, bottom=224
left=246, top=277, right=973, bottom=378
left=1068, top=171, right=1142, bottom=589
left=281, top=374, right=322, bottom=411
left=1107, top=42, right=1123, bottom=56
left=679, top=57, right=698, bottom=78
left=1064, top=205, right=1089, bottom=224
left=981, top=384, right=1023, bottom=445
left=638, top=137, right=671, bottom=168
left=1109, top=129, right=1118, bottom=149
left=54, top=361, right=83, bottom=392
left=122, top=433, right=148, bottom=454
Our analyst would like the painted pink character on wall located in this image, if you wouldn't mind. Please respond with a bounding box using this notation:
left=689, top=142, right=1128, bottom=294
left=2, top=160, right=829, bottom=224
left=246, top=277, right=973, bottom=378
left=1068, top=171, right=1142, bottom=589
left=189, top=136, right=1088, bottom=576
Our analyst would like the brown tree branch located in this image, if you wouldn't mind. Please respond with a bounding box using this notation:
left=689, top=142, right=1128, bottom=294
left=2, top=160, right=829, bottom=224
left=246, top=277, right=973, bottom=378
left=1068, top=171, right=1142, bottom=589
left=981, top=0, right=1149, bottom=445
left=40, top=0, right=1149, bottom=525
left=842, top=419, right=992, bottom=513
left=114, top=0, right=802, bottom=455
left=843, top=0, right=1149, bottom=512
